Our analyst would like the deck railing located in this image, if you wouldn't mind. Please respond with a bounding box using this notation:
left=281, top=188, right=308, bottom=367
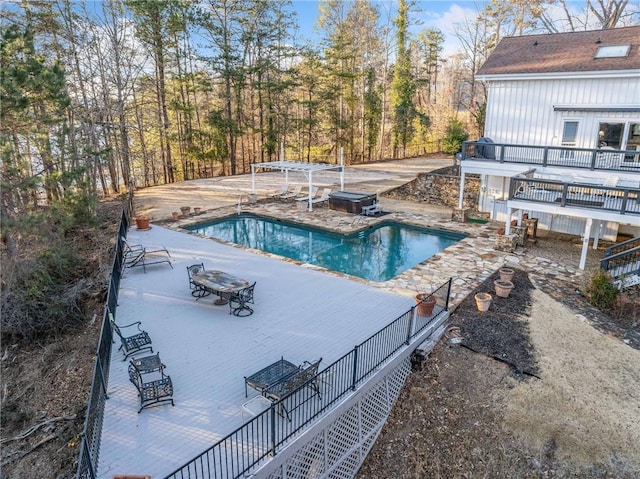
left=508, top=177, right=640, bottom=216
left=163, top=280, right=452, bottom=479
left=75, top=192, right=133, bottom=479
left=461, top=141, right=640, bottom=173
left=601, top=236, right=640, bottom=281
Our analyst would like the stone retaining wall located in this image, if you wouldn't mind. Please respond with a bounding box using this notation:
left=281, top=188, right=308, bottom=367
left=383, top=168, right=480, bottom=210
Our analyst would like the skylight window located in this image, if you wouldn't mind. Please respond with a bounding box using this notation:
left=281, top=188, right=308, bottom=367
left=595, top=45, right=630, bottom=58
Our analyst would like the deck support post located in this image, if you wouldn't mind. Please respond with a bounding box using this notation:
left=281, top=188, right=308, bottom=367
left=579, top=218, right=593, bottom=270
left=593, top=220, right=601, bottom=249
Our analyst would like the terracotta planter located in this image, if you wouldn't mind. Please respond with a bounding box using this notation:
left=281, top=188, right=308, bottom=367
left=499, top=267, right=515, bottom=282
left=414, top=293, right=437, bottom=316
left=135, top=216, right=150, bottom=230
left=494, top=280, right=514, bottom=298
left=180, top=206, right=191, bottom=217
left=475, top=293, right=492, bottom=311
left=171, top=211, right=180, bottom=221
left=194, top=207, right=202, bottom=215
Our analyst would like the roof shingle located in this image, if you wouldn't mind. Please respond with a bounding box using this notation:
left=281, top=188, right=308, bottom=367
left=477, top=26, right=640, bottom=76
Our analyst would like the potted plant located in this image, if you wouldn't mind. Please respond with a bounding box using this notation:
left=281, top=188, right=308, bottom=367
left=494, top=280, right=514, bottom=298
left=414, top=293, right=437, bottom=316
left=171, top=211, right=180, bottom=221
left=194, top=207, right=202, bottom=215
left=135, top=216, right=151, bottom=230
left=474, top=292, right=492, bottom=311
left=499, top=267, right=515, bottom=282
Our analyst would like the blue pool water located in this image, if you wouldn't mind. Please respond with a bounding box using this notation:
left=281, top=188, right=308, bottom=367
left=186, top=214, right=466, bottom=282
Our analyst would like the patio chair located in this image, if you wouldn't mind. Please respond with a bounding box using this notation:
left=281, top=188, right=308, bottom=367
left=122, top=237, right=170, bottom=259
left=264, top=358, right=322, bottom=421
left=229, top=282, right=256, bottom=316
left=120, top=237, right=172, bottom=273
left=267, top=184, right=289, bottom=198
left=109, top=311, right=153, bottom=360
left=280, top=185, right=302, bottom=200
left=311, top=188, right=332, bottom=205
left=295, top=186, right=319, bottom=201
left=187, top=263, right=211, bottom=298
left=128, top=360, right=174, bottom=413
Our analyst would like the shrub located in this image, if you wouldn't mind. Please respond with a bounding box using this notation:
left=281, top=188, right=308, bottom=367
left=1, top=245, right=90, bottom=342
left=584, top=269, right=619, bottom=310
left=441, top=118, right=469, bottom=155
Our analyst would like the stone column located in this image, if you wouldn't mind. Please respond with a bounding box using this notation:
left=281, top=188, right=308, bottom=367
left=452, top=207, right=469, bottom=223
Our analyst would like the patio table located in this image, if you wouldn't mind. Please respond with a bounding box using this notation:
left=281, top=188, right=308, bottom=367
left=244, top=358, right=300, bottom=397
left=192, top=270, right=249, bottom=305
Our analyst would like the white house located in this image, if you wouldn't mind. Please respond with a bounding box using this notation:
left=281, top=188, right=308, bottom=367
left=458, top=26, right=640, bottom=275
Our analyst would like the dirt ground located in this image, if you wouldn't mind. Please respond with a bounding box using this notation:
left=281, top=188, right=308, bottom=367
left=357, top=269, right=640, bottom=479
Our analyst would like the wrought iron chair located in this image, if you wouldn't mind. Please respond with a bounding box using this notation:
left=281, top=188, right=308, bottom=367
left=186, top=263, right=211, bottom=298
left=128, top=360, right=174, bottom=413
left=109, top=311, right=153, bottom=361
left=229, top=282, right=256, bottom=316
left=264, top=358, right=322, bottom=421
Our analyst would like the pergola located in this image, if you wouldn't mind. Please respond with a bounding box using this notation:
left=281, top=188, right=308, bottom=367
left=251, top=160, right=345, bottom=211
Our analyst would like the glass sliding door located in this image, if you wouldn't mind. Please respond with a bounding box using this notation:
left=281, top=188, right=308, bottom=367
left=598, top=122, right=624, bottom=148
left=625, top=123, right=640, bottom=163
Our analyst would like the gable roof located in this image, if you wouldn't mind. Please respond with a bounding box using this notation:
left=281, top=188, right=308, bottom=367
left=477, top=25, right=640, bottom=77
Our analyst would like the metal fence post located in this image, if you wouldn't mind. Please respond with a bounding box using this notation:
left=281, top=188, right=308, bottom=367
left=406, top=309, right=415, bottom=345
left=445, top=278, right=453, bottom=311
left=351, top=346, right=359, bottom=391
left=97, top=358, right=108, bottom=399
left=270, top=404, right=276, bottom=456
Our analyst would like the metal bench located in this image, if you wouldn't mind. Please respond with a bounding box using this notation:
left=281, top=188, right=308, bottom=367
left=263, top=358, right=322, bottom=421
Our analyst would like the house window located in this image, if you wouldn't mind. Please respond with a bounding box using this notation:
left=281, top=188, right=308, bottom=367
left=598, top=122, right=623, bottom=149
left=560, top=121, right=578, bottom=160
left=561, top=121, right=578, bottom=146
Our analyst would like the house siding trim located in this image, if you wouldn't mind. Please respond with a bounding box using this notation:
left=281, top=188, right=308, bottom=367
left=477, top=69, right=640, bottom=82
left=554, top=105, right=640, bottom=112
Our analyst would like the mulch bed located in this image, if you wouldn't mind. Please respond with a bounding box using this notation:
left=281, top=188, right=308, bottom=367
left=449, top=268, right=539, bottom=378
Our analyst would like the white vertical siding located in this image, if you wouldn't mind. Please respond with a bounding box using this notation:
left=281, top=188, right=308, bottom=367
left=484, top=77, right=640, bottom=147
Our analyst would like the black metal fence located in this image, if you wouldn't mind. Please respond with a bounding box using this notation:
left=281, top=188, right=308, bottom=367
left=461, top=141, right=640, bottom=173
left=164, top=279, right=452, bottom=479
left=75, top=193, right=132, bottom=479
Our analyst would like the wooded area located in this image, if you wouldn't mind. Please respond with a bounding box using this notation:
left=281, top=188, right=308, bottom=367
left=2, top=0, right=636, bottom=210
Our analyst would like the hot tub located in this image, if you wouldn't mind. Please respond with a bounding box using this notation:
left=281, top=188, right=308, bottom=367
left=328, top=191, right=377, bottom=214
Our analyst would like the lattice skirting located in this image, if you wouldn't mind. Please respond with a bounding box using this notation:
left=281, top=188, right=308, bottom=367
left=264, top=358, right=413, bottom=479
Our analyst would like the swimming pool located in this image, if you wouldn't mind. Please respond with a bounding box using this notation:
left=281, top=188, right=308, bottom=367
left=186, top=214, right=466, bottom=282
